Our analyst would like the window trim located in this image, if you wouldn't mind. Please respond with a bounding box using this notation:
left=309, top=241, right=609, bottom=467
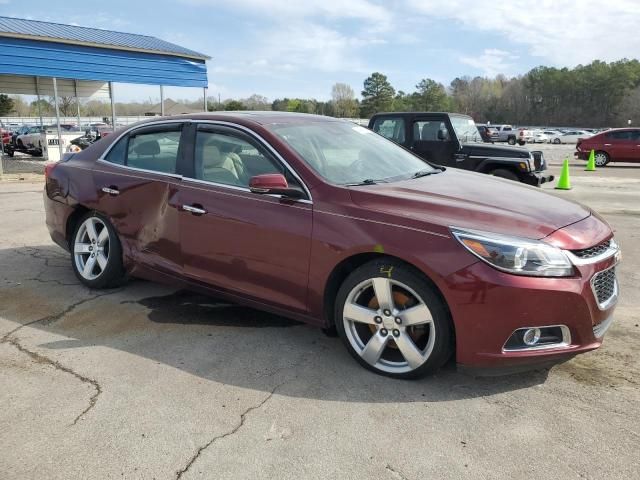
left=97, top=119, right=313, bottom=203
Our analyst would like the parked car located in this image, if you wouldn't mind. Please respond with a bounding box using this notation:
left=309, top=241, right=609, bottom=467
left=575, top=128, right=640, bottom=166
left=476, top=124, right=499, bottom=143
left=530, top=130, right=549, bottom=143
left=369, top=112, right=553, bottom=185
left=492, top=125, right=525, bottom=145
left=16, top=125, right=48, bottom=153
left=44, top=112, right=620, bottom=379
left=548, top=130, right=592, bottom=144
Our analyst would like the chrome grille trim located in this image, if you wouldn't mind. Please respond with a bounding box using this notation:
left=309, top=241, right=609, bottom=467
left=565, top=238, right=619, bottom=266
left=573, top=240, right=611, bottom=259
left=593, top=314, right=615, bottom=339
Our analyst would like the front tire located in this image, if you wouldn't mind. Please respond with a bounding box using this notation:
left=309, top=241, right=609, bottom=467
left=507, top=137, right=516, bottom=145
left=490, top=168, right=519, bottom=182
left=71, top=212, right=125, bottom=289
left=594, top=151, right=609, bottom=167
left=553, top=138, right=561, bottom=144
left=335, top=259, right=453, bottom=379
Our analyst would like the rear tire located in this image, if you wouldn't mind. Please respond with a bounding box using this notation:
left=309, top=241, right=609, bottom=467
left=594, top=151, right=609, bottom=167
left=334, top=259, right=453, bottom=379
left=490, top=168, right=519, bottom=182
left=71, top=212, right=126, bottom=289
left=507, top=137, right=516, bottom=145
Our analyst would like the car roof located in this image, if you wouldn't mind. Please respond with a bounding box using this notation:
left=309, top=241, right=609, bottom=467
left=143, top=111, right=344, bottom=127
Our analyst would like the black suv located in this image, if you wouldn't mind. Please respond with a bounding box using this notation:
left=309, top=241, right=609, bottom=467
left=369, top=112, right=553, bottom=186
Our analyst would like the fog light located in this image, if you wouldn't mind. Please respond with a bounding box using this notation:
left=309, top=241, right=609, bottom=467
left=522, top=328, right=541, bottom=346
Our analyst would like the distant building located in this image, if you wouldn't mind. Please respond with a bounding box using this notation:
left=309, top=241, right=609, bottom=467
left=145, top=99, right=201, bottom=116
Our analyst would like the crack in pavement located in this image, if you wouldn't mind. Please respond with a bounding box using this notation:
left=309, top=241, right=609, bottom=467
left=1, top=288, right=123, bottom=342
left=1, top=288, right=123, bottom=426
left=175, top=381, right=287, bottom=479
left=6, top=336, right=102, bottom=426
left=386, top=464, right=411, bottom=480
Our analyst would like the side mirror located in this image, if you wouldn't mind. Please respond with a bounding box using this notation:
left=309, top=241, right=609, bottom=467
left=249, top=173, right=303, bottom=198
left=437, top=129, right=448, bottom=141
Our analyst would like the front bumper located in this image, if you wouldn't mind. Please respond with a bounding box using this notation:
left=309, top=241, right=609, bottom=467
left=445, top=247, right=619, bottom=369
left=522, top=171, right=555, bottom=186
left=574, top=151, right=588, bottom=160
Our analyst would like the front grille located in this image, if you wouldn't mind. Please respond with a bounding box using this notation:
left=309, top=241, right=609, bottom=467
left=531, top=151, right=544, bottom=170
left=592, top=267, right=617, bottom=307
left=573, top=240, right=611, bottom=259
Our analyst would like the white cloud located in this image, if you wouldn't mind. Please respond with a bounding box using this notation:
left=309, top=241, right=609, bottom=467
left=460, top=48, right=519, bottom=77
left=183, top=0, right=390, bottom=24
left=407, top=0, right=640, bottom=67
left=179, top=0, right=389, bottom=76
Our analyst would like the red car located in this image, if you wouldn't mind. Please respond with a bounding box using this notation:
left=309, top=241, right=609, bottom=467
left=576, top=128, right=640, bottom=166
left=44, top=113, right=620, bottom=379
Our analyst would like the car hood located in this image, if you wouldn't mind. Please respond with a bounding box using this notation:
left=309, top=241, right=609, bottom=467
left=348, top=169, right=591, bottom=240
left=461, top=143, right=531, bottom=158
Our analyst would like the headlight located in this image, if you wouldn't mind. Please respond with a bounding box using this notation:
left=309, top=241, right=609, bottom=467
left=451, top=228, right=574, bottom=277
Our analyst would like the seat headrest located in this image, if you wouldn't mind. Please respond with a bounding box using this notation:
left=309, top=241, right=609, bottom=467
left=133, top=140, right=160, bottom=156
left=421, top=123, right=441, bottom=141
left=202, top=143, right=222, bottom=167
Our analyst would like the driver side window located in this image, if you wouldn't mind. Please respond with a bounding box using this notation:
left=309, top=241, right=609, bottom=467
left=192, top=129, right=303, bottom=192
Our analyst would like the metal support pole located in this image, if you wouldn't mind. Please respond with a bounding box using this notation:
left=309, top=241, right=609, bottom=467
left=35, top=77, right=43, bottom=127
left=203, top=87, right=208, bottom=112
left=160, top=85, right=165, bottom=116
left=109, top=81, right=116, bottom=129
left=52, top=77, right=63, bottom=160
left=74, top=79, right=81, bottom=132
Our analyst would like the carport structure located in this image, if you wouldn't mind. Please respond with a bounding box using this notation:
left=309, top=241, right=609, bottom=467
left=0, top=16, right=210, bottom=160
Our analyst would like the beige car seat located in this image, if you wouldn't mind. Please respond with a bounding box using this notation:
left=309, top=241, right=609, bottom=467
left=201, top=143, right=241, bottom=184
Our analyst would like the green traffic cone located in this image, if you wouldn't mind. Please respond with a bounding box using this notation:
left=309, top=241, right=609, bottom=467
left=585, top=150, right=596, bottom=171
left=555, top=158, right=572, bottom=190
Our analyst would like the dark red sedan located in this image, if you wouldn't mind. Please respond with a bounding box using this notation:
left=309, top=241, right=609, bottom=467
left=576, top=128, right=640, bottom=166
left=44, top=113, right=621, bottom=378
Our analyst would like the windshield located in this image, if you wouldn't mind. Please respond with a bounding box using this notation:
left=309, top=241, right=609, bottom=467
left=450, top=116, right=483, bottom=143
left=267, top=121, right=437, bottom=185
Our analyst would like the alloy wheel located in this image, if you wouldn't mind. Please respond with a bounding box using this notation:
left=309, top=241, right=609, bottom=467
left=74, top=216, right=110, bottom=280
left=594, top=152, right=608, bottom=167
left=342, top=277, right=435, bottom=374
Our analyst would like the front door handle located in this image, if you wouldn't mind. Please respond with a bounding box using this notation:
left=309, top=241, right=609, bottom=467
left=182, top=204, right=207, bottom=215
left=101, top=186, right=120, bottom=196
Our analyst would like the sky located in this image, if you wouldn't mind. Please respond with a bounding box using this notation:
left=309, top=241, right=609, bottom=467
left=2, top=0, right=640, bottom=103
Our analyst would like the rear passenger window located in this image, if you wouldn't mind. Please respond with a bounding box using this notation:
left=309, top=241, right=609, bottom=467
left=606, top=131, right=632, bottom=140
left=372, top=117, right=406, bottom=144
left=127, top=129, right=182, bottom=174
left=104, top=136, right=126, bottom=165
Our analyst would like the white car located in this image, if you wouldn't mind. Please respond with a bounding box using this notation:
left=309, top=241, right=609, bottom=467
left=548, top=130, right=593, bottom=144
left=16, top=125, right=48, bottom=151
left=530, top=130, right=549, bottom=143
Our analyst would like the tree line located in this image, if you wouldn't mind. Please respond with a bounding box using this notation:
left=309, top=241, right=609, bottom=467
left=213, top=59, right=640, bottom=127
left=3, top=59, right=640, bottom=127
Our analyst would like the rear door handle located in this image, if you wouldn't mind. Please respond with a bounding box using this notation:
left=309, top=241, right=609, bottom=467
left=182, top=204, right=207, bottom=215
left=604, top=144, right=612, bottom=146
left=101, top=186, right=120, bottom=196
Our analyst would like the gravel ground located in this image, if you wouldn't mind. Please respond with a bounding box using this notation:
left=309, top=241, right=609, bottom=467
left=0, top=146, right=638, bottom=479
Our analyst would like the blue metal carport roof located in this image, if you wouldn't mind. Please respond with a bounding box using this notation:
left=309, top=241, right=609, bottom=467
left=0, top=16, right=209, bottom=87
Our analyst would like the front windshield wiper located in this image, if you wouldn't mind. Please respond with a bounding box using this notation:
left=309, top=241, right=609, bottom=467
left=411, top=168, right=443, bottom=179
left=344, top=178, right=388, bottom=186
